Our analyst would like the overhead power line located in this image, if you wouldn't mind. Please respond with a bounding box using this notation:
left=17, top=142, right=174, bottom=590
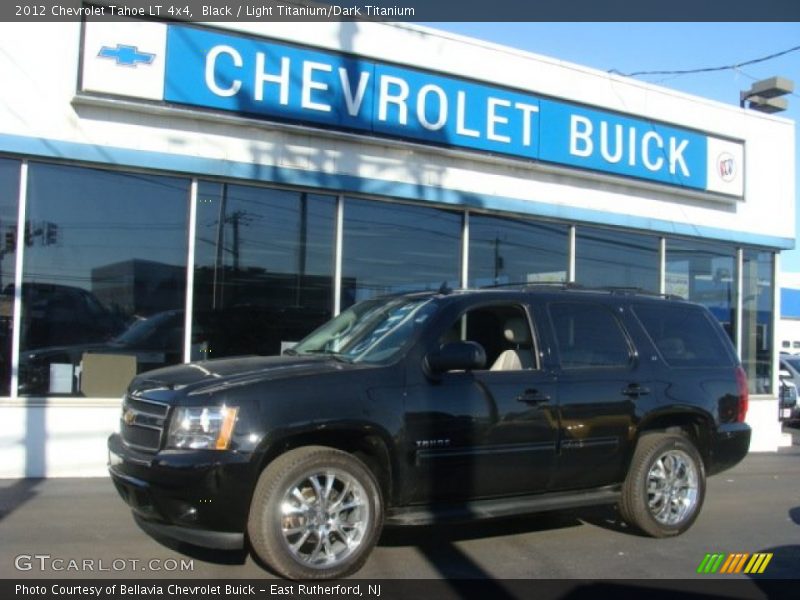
left=609, top=44, right=800, bottom=78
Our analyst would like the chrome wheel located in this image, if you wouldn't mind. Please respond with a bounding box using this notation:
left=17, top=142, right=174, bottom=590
left=279, top=469, right=371, bottom=569
left=646, top=449, right=699, bottom=526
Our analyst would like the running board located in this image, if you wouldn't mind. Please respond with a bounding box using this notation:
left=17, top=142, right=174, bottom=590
left=385, top=486, right=621, bottom=526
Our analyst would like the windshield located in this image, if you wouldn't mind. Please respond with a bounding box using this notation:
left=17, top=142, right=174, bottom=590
left=784, top=357, right=800, bottom=372
left=291, top=296, right=438, bottom=363
left=113, top=311, right=180, bottom=347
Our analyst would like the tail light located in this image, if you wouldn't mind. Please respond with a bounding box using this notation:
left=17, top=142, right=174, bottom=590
left=734, top=366, right=749, bottom=423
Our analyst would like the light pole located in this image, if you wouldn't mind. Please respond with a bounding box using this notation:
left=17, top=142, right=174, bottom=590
left=739, top=76, right=794, bottom=113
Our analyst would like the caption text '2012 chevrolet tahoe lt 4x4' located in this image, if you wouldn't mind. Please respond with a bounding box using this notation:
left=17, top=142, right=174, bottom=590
left=109, top=286, right=751, bottom=579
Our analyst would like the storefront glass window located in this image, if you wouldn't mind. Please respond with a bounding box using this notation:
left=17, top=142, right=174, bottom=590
left=576, top=227, right=660, bottom=292
left=666, top=238, right=737, bottom=342
left=468, top=214, right=568, bottom=287
left=193, top=182, right=336, bottom=358
left=342, top=198, right=461, bottom=308
left=0, top=159, right=20, bottom=396
left=19, top=163, right=189, bottom=397
left=742, top=250, right=774, bottom=394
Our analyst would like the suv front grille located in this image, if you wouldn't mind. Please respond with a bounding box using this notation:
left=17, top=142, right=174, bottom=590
left=120, top=395, right=170, bottom=452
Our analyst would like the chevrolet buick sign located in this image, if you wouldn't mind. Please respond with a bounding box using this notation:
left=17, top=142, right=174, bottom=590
left=80, top=21, right=745, bottom=198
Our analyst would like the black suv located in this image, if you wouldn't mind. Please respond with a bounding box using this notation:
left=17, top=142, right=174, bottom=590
left=108, top=286, right=751, bottom=579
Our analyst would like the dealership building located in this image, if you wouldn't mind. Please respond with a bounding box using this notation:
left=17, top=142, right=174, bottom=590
left=0, top=17, right=795, bottom=477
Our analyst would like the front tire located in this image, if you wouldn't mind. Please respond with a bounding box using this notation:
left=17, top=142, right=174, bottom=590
left=247, top=446, right=383, bottom=580
left=620, top=432, right=706, bottom=537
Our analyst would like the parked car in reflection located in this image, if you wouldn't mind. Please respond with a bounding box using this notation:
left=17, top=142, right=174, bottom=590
left=3, top=283, right=126, bottom=349
left=18, top=305, right=330, bottom=395
left=1, top=283, right=126, bottom=395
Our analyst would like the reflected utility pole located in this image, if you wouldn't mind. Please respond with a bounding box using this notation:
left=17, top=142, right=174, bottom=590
left=296, top=193, right=307, bottom=306
left=212, top=184, right=227, bottom=309
left=493, top=236, right=504, bottom=284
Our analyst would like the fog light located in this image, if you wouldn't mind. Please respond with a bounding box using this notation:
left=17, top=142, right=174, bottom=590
left=108, top=450, right=123, bottom=467
left=175, top=504, right=198, bottom=523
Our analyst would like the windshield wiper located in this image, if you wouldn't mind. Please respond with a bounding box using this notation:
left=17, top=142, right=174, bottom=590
left=326, top=353, right=353, bottom=364
left=297, top=349, right=353, bottom=363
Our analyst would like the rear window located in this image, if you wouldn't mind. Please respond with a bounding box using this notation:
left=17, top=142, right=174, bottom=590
left=549, top=302, right=632, bottom=369
left=634, top=304, right=734, bottom=368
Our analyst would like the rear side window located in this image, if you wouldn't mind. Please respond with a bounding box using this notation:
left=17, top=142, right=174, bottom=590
left=549, top=302, right=632, bottom=369
left=634, top=304, right=734, bottom=368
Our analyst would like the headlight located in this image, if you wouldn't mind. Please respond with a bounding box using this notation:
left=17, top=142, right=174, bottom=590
left=167, top=405, right=239, bottom=450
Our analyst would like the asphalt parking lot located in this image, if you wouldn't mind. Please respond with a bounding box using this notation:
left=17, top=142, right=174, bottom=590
left=1, top=427, right=798, bottom=587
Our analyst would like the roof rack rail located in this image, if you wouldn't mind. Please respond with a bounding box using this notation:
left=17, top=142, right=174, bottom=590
left=479, top=281, right=583, bottom=290
left=478, top=282, right=685, bottom=300
left=599, top=286, right=686, bottom=301
left=437, top=281, right=454, bottom=295
left=373, top=283, right=467, bottom=300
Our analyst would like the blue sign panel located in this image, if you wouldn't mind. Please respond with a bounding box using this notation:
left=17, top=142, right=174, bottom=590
left=370, top=64, right=541, bottom=158
left=165, top=26, right=542, bottom=160
left=539, top=100, right=707, bottom=189
left=165, top=27, right=377, bottom=129
left=164, top=25, right=710, bottom=192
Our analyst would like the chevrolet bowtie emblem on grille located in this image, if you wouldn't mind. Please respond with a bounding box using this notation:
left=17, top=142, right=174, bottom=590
left=122, top=409, right=136, bottom=426
left=98, top=44, right=155, bottom=67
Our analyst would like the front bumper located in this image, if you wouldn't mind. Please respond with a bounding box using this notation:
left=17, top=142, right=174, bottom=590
left=108, top=433, right=254, bottom=548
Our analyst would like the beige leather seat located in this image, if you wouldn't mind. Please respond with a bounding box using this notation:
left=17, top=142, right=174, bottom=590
left=490, top=317, right=534, bottom=371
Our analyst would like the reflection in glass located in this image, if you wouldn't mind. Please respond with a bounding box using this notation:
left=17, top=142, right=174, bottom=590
left=342, top=198, right=461, bottom=308
left=666, top=238, right=737, bottom=342
left=192, top=182, right=335, bottom=359
left=291, top=296, right=438, bottom=363
left=469, top=214, right=567, bottom=287
left=576, top=226, right=659, bottom=292
left=18, top=163, right=189, bottom=396
left=0, top=159, right=20, bottom=395
left=742, top=250, right=774, bottom=394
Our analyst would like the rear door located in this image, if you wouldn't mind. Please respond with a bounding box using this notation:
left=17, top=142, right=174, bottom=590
left=540, top=300, right=646, bottom=491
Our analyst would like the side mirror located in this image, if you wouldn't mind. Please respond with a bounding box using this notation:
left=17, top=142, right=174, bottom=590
left=425, top=341, right=486, bottom=376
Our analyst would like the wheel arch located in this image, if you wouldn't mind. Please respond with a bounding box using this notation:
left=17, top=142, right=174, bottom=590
left=633, top=410, right=715, bottom=471
left=252, top=424, right=395, bottom=507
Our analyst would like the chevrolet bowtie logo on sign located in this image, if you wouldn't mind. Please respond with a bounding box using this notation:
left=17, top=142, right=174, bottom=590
left=98, top=44, right=156, bottom=67
left=696, top=552, right=773, bottom=575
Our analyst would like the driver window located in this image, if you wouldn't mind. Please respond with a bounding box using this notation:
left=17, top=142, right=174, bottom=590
left=439, top=305, right=537, bottom=371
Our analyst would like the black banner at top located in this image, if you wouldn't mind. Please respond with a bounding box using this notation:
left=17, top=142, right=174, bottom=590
left=3, top=0, right=800, bottom=22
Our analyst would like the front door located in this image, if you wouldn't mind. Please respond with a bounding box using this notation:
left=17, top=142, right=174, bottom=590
left=404, top=302, right=559, bottom=502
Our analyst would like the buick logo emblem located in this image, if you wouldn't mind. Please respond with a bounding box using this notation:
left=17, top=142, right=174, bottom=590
left=123, top=409, right=136, bottom=426
left=717, top=152, right=736, bottom=183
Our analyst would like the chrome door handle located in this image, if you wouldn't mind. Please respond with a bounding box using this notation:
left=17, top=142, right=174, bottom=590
left=517, top=389, right=551, bottom=405
left=622, top=383, right=650, bottom=398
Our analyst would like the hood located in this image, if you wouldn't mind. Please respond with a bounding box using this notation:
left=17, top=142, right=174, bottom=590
left=129, top=354, right=362, bottom=397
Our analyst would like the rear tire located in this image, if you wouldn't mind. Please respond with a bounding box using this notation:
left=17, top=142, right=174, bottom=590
left=247, top=446, right=383, bottom=580
left=620, top=432, right=705, bottom=537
